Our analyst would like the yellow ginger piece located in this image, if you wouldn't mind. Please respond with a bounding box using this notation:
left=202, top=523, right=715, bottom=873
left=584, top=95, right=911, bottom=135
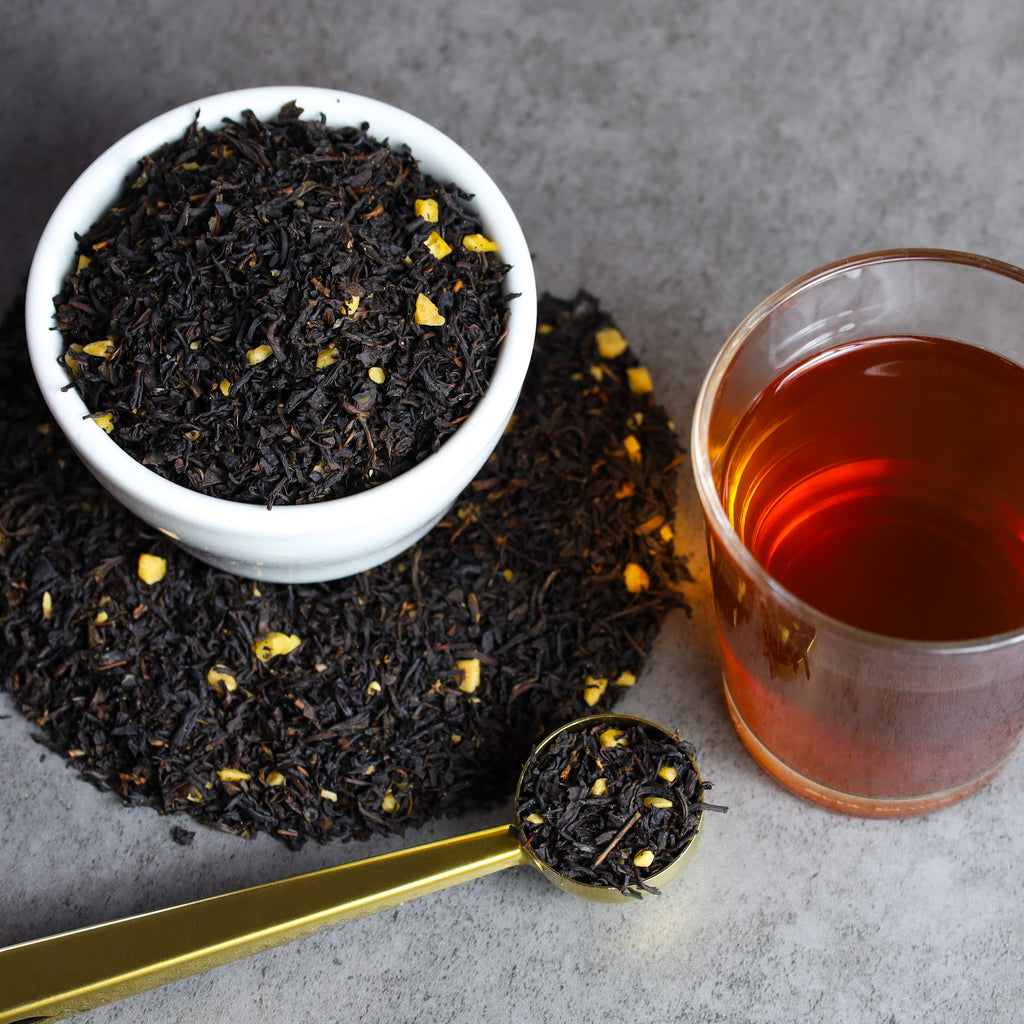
left=644, top=796, right=674, bottom=809
left=138, top=553, right=167, bottom=584
left=627, top=365, right=653, bottom=394
left=83, top=337, right=116, bottom=359
left=424, top=231, right=452, bottom=259
left=456, top=658, right=481, bottom=693
left=595, top=327, right=627, bottom=359
left=415, top=197, right=439, bottom=222
left=217, top=768, right=251, bottom=782
left=246, top=343, right=274, bottom=365
left=583, top=675, right=608, bottom=706
left=463, top=233, right=498, bottom=252
left=414, top=293, right=445, bottom=326
left=251, top=631, right=302, bottom=662
left=316, top=345, right=340, bottom=369
left=206, top=665, right=238, bottom=692
left=599, top=726, right=628, bottom=748
left=265, top=771, right=286, bottom=787
left=623, top=563, right=651, bottom=593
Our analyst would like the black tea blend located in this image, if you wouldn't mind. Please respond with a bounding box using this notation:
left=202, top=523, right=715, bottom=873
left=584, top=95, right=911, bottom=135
left=516, top=721, right=721, bottom=896
left=2, top=291, right=692, bottom=848
left=54, top=103, right=512, bottom=508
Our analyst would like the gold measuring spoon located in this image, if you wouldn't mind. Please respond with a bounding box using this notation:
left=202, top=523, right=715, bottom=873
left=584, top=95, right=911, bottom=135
left=0, top=714, right=708, bottom=1023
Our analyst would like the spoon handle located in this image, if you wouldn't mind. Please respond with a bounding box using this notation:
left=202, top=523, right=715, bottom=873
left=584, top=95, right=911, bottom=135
left=0, top=824, right=526, bottom=1023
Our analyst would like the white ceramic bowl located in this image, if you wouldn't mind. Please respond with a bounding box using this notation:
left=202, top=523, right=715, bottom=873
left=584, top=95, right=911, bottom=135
left=25, top=86, right=536, bottom=583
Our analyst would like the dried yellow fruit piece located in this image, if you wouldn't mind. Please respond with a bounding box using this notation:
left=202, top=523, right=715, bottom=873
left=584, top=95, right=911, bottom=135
left=344, top=295, right=361, bottom=315
left=595, top=327, right=627, bottom=359
left=316, top=345, right=340, bottom=369
left=657, top=765, right=678, bottom=783
left=633, top=850, right=656, bottom=868
left=599, top=726, right=627, bottom=747
left=93, top=412, right=115, bottom=434
left=424, top=230, right=452, bottom=259
left=414, top=197, right=439, bottom=222
left=414, top=292, right=445, bottom=326
left=382, top=789, right=398, bottom=813
left=76, top=254, right=92, bottom=272
left=463, top=233, right=498, bottom=252
left=367, top=679, right=382, bottom=695
left=251, top=631, right=302, bottom=662
left=41, top=591, right=53, bottom=620
left=584, top=676, right=608, bottom=706
left=83, top=337, right=116, bottom=359
left=623, top=435, right=642, bottom=463
left=623, top=562, right=650, bottom=593
left=266, top=771, right=286, bottom=787
left=659, top=523, right=674, bottom=544
left=615, top=481, right=635, bottom=499
left=206, top=665, right=238, bottom=691
left=591, top=777, right=608, bottom=797
left=525, top=812, right=545, bottom=825
left=138, top=553, right=167, bottom=584
left=644, top=796, right=674, bottom=809
left=627, top=365, right=653, bottom=394
left=456, top=658, right=481, bottom=693
left=246, top=343, right=274, bottom=365
left=368, top=366, right=386, bottom=384
left=219, top=378, right=231, bottom=396
left=320, top=788, right=339, bottom=802
left=217, top=768, right=251, bottom=782
left=614, top=670, right=637, bottom=688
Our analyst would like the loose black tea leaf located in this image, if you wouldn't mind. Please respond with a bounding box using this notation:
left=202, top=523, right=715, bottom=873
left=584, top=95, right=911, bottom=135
left=1, top=291, right=692, bottom=848
left=53, top=103, right=512, bottom=507
left=516, top=721, right=719, bottom=897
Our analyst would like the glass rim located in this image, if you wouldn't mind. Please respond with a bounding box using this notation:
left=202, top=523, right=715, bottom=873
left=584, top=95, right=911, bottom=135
left=691, top=247, right=1024, bottom=656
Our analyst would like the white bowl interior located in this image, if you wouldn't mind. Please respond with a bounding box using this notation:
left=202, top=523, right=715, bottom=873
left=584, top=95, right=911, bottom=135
left=25, top=86, right=537, bottom=581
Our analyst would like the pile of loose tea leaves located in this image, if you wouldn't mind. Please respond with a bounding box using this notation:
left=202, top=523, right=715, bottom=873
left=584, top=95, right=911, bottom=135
left=54, top=102, right=512, bottom=508
left=516, top=720, right=721, bottom=897
left=1, top=291, right=692, bottom=848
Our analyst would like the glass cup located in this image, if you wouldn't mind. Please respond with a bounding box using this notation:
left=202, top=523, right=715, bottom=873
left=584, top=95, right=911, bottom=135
left=691, top=249, right=1024, bottom=816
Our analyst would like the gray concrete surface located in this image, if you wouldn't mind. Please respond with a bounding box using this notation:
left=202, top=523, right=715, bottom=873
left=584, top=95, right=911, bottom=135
left=2, top=2, right=1024, bottom=1021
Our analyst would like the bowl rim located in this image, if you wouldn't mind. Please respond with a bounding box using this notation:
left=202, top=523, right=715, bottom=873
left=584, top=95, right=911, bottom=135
left=25, top=85, right=537, bottom=535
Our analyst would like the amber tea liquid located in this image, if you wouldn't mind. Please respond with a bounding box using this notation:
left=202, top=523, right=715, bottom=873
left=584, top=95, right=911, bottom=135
left=714, top=335, right=1024, bottom=809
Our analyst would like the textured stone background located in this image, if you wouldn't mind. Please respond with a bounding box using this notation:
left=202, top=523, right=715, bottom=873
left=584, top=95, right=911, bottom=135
left=2, top=2, right=1023, bottom=1022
